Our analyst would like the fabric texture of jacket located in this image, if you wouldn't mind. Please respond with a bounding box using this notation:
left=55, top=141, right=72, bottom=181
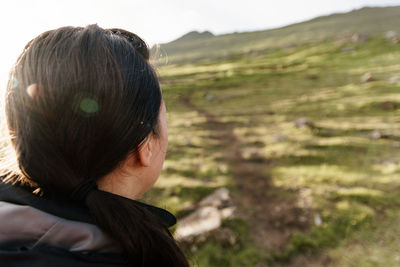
left=0, top=181, right=176, bottom=266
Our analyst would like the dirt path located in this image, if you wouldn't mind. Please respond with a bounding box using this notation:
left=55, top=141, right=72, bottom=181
left=179, top=96, right=314, bottom=258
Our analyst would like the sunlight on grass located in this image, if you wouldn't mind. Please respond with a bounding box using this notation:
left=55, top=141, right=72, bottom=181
left=272, top=165, right=367, bottom=189
left=330, top=210, right=400, bottom=266
left=152, top=36, right=400, bottom=265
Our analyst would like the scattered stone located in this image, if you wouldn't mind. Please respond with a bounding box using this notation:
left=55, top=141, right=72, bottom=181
left=175, top=206, right=222, bottom=241
left=270, top=135, right=289, bottom=142
left=294, top=117, right=314, bottom=128
left=361, top=72, right=374, bottom=83
left=389, top=76, right=400, bottom=83
left=199, top=187, right=230, bottom=207
left=371, top=130, right=381, bottom=139
left=314, top=214, right=322, bottom=226
left=385, top=31, right=399, bottom=43
left=175, top=187, right=236, bottom=243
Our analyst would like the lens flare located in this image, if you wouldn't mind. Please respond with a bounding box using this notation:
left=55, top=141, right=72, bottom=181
left=79, top=97, right=99, bottom=114
left=26, top=84, right=37, bottom=98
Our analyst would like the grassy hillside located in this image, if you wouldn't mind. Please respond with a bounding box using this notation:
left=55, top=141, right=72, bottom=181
left=145, top=26, right=400, bottom=265
left=154, top=6, right=400, bottom=64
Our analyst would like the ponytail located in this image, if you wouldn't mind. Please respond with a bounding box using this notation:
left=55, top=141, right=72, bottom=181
left=70, top=177, right=189, bottom=266
left=86, top=190, right=189, bottom=266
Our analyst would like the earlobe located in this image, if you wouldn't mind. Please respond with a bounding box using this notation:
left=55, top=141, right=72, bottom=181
left=137, top=138, right=153, bottom=167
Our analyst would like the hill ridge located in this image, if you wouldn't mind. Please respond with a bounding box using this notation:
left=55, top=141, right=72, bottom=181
left=155, top=6, right=400, bottom=64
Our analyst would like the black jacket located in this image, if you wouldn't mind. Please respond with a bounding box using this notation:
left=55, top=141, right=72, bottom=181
left=0, top=181, right=176, bottom=266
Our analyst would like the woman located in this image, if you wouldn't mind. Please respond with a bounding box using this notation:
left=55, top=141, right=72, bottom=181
left=0, top=25, right=189, bottom=266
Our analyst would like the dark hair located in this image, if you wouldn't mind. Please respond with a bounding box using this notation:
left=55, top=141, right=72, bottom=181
left=4, top=24, right=189, bottom=266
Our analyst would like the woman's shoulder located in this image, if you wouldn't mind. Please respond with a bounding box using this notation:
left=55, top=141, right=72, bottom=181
left=0, top=181, right=129, bottom=266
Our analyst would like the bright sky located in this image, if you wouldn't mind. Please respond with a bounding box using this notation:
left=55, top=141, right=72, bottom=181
left=0, top=0, right=399, bottom=90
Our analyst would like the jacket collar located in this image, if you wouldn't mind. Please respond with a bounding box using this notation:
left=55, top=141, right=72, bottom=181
left=0, top=181, right=176, bottom=228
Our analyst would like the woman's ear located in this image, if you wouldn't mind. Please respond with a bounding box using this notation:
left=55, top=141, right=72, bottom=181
left=137, top=137, right=153, bottom=167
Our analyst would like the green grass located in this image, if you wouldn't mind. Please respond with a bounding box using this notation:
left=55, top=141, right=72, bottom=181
left=329, top=209, right=400, bottom=266
left=187, top=219, right=265, bottom=267
left=144, top=36, right=400, bottom=266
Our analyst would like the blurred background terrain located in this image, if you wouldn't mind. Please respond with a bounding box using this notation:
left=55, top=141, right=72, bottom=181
left=142, top=6, right=400, bottom=266
left=2, top=1, right=400, bottom=266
